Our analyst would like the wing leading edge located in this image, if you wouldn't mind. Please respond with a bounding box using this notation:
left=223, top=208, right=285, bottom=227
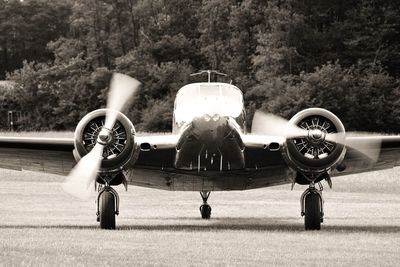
left=0, top=136, right=75, bottom=175
left=1, top=134, right=399, bottom=187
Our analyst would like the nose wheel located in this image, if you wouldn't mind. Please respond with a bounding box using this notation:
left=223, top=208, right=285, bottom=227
left=199, top=191, right=212, bottom=219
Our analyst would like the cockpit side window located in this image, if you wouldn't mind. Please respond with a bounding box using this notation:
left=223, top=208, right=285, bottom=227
left=176, top=86, right=197, bottom=107
left=222, top=85, right=242, bottom=102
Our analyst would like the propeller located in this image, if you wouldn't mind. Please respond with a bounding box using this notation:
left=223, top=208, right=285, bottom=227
left=62, top=73, right=140, bottom=199
left=251, top=110, right=382, bottom=162
left=325, top=132, right=382, bottom=163
left=251, top=111, right=308, bottom=138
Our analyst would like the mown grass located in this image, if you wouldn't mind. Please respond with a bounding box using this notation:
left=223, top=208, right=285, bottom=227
left=0, top=131, right=170, bottom=138
left=1, top=168, right=400, bottom=266
left=0, top=131, right=74, bottom=138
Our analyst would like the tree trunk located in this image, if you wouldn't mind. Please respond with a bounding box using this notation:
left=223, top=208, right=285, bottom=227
left=126, top=0, right=140, bottom=48
left=2, top=39, right=8, bottom=78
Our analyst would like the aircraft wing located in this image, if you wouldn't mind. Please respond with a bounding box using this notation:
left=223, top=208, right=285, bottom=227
left=134, top=135, right=179, bottom=168
left=0, top=134, right=179, bottom=177
left=0, top=136, right=75, bottom=175
left=242, top=134, right=400, bottom=177
left=126, top=134, right=179, bottom=189
left=332, top=135, right=400, bottom=176
left=241, top=135, right=287, bottom=168
left=1, top=133, right=399, bottom=185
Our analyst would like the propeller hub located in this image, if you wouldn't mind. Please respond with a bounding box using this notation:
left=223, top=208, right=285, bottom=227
left=308, top=129, right=325, bottom=143
left=97, top=128, right=113, bottom=145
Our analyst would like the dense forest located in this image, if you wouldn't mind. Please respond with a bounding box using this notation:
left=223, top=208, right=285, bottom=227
left=0, top=0, right=399, bottom=132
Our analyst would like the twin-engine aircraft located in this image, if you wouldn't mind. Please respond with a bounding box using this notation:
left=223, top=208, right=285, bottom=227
left=1, top=70, right=399, bottom=230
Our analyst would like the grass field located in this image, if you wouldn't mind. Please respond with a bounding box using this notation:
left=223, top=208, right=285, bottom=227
left=1, top=168, right=400, bottom=266
left=0, top=131, right=75, bottom=138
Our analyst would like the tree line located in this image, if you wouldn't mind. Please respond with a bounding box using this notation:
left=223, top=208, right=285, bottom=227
left=0, top=0, right=399, bottom=132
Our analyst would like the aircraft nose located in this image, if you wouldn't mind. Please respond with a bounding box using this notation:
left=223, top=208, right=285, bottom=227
left=191, top=114, right=228, bottom=142
left=203, top=114, right=220, bottom=122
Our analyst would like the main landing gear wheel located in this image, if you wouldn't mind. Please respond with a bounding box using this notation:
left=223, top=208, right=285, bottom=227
left=199, top=191, right=211, bottom=219
left=301, top=183, right=324, bottom=230
left=304, top=192, right=321, bottom=230
left=97, top=185, right=120, bottom=230
left=99, top=191, right=116, bottom=229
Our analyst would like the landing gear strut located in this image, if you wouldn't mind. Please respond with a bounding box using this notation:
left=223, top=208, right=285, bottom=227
left=96, top=183, right=119, bottom=229
left=301, top=182, right=324, bottom=230
left=199, top=191, right=211, bottom=219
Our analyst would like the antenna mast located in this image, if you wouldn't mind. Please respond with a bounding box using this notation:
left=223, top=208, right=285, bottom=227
left=190, top=70, right=227, bottom=83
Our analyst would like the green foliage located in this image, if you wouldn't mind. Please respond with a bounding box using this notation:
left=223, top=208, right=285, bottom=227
left=0, top=0, right=71, bottom=79
left=4, top=58, right=109, bottom=130
left=252, top=6, right=307, bottom=78
left=1, top=0, right=400, bottom=133
left=338, top=0, right=400, bottom=75
left=297, top=62, right=400, bottom=132
left=250, top=62, right=400, bottom=132
left=138, top=96, right=174, bottom=132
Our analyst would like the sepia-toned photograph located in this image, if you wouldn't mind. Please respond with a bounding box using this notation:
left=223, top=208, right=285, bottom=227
left=1, top=0, right=400, bottom=266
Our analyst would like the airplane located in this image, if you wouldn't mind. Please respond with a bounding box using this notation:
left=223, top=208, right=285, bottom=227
left=0, top=70, right=399, bottom=230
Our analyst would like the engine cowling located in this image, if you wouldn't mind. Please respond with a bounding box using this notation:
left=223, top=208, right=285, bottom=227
left=73, top=109, right=137, bottom=174
left=283, top=108, right=346, bottom=174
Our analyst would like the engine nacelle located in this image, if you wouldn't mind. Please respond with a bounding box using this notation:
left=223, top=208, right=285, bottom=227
left=73, top=109, right=137, bottom=174
left=283, top=108, right=346, bottom=175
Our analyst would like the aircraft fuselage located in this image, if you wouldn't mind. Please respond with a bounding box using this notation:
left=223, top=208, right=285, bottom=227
left=172, top=82, right=246, bottom=171
left=127, top=82, right=292, bottom=191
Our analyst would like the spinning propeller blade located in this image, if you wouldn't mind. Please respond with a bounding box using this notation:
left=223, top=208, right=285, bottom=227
left=252, top=110, right=383, bottom=163
left=63, top=73, right=140, bottom=199
left=62, top=143, right=104, bottom=199
left=325, top=132, right=382, bottom=163
left=251, top=110, right=308, bottom=138
left=104, top=73, right=141, bottom=130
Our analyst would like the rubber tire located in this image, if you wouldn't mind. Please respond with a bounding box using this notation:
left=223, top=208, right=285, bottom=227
left=200, top=204, right=211, bottom=219
left=304, top=193, right=321, bottom=230
left=99, top=191, right=116, bottom=230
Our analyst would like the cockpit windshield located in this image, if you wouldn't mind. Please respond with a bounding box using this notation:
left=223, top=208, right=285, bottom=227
left=174, top=83, right=243, bottom=123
